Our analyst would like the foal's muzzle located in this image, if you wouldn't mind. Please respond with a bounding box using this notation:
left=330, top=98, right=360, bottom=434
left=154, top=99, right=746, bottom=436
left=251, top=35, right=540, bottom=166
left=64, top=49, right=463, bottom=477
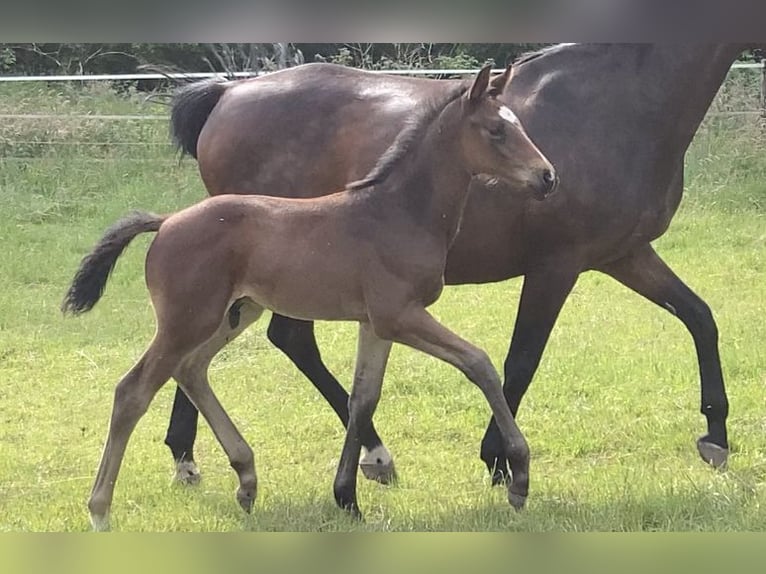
left=534, top=168, right=559, bottom=200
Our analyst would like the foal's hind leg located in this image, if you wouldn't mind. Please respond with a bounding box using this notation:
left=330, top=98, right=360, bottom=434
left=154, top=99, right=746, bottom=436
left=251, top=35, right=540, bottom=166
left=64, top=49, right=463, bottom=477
left=267, top=314, right=395, bottom=484
left=166, top=299, right=263, bottom=484
left=599, top=244, right=729, bottom=468
left=89, top=339, right=190, bottom=531
left=171, top=300, right=264, bottom=492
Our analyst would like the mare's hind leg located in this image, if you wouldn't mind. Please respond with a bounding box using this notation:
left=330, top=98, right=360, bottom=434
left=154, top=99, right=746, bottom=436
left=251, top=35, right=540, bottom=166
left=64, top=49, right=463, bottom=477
left=267, top=314, right=395, bottom=484
left=599, top=244, right=729, bottom=468
left=165, top=298, right=263, bottom=484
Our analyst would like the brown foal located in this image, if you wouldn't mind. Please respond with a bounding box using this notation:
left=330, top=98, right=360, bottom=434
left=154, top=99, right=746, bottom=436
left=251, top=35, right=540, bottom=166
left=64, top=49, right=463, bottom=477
left=63, top=64, right=557, bottom=530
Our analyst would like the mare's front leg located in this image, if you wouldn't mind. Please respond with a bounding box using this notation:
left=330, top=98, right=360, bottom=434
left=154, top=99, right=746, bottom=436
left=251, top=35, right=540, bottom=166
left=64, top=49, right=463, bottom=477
left=164, top=298, right=262, bottom=484
left=377, top=306, right=530, bottom=509
left=267, top=314, right=395, bottom=483
left=599, top=244, right=729, bottom=468
left=333, top=322, right=393, bottom=519
left=480, top=264, right=579, bottom=485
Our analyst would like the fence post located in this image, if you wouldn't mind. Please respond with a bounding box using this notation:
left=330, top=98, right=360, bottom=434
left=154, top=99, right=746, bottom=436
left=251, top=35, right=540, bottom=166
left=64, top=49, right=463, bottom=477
left=761, top=59, right=766, bottom=121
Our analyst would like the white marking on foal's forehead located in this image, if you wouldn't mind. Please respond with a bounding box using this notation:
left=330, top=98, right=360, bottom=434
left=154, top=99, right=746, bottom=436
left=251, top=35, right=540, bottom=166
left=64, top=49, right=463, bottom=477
left=498, top=105, right=521, bottom=126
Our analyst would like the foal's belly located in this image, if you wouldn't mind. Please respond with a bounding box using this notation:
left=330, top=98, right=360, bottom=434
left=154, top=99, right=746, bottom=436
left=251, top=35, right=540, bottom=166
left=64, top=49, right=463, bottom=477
left=238, top=277, right=368, bottom=322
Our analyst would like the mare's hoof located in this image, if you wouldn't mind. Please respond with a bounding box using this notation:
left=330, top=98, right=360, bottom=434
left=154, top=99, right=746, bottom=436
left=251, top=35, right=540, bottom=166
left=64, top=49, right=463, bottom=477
left=491, top=467, right=510, bottom=487
left=508, top=490, right=527, bottom=511
left=342, top=503, right=364, bottom=522
left=174, top=460, right=201, bottom=485
left=236, top=487, right=256, bottom=514
left=697, top=438, right=729, bottom=470
left=360, top=446, right=397, bottom=485
left=360, top=460, right=397, bottom=485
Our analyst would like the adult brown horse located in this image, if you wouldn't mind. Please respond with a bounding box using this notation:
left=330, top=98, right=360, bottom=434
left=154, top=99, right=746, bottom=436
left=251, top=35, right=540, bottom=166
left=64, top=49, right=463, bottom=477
left=167, top=43, right=746, bottom=486
left=63, top=65, right=556, bottom=529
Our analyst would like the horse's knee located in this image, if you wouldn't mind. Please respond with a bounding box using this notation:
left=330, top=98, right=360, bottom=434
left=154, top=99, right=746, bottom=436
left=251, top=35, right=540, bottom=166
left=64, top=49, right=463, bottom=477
left=687, top=298, right=718, bottom=343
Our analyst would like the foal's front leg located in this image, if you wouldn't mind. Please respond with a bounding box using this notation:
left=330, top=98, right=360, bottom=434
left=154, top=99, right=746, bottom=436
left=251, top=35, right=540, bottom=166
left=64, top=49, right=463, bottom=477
left=333, top=322, right=393, bottom=518
left=377, top=306, right=530, bottom=509
left=267, top=315, right=395, bottom=483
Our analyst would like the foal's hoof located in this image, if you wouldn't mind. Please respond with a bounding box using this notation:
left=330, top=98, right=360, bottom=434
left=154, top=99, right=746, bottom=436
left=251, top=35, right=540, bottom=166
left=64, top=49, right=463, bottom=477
left=507, top=490, right=527, bottom=511
left=360, top=445, right=397, bottom=485
left=89, top=511, right=111, bottom=532
left=236, top=487, right=255, bottom=514
left=697, top=438, right=729, bottom=470
left=174, top=460, right=201, bottom=485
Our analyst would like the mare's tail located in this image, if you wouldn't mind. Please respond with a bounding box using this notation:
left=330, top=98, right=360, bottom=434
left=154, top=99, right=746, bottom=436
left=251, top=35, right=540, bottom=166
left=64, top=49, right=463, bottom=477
left=170, top=79, right=228, bottom=159
left=62, top=212, right=167, bottom=315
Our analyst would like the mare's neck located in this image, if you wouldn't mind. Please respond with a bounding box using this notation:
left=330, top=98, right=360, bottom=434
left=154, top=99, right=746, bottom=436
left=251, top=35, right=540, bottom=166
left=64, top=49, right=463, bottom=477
left=643, top=44, right=745, bottom=151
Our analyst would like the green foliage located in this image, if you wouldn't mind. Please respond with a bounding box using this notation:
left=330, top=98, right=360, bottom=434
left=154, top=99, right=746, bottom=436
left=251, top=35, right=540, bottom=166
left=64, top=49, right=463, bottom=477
left=0, top=43, right=538, bottom=76
left=0, top=47, right=16, bottom=72
left=313, top=43, right=481, bottom=70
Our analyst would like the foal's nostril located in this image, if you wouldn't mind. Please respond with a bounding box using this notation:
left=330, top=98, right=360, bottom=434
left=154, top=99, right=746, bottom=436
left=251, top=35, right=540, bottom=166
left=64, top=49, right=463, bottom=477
left=542, top=168, right=558, bottom=194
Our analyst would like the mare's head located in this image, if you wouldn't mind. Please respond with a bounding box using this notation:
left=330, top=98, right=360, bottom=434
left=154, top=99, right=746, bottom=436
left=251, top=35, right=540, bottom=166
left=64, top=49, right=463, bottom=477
left=457, top=64, right=558, bottom=200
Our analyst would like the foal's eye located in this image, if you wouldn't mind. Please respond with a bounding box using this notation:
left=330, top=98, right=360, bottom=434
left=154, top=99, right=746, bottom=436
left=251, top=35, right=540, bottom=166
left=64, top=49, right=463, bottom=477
left=487, top=126, right=506, bottom=142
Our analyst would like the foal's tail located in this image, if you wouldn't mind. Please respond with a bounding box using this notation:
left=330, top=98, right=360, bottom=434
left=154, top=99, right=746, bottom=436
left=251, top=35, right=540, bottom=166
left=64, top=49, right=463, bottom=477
left=62, top=212, right=167, bottom=315
left=170, top=79, right=228, bottom=159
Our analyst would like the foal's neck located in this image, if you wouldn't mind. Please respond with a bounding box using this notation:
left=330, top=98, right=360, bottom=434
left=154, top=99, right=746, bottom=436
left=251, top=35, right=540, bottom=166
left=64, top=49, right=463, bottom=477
left=379, top=102, right=473, bottom=245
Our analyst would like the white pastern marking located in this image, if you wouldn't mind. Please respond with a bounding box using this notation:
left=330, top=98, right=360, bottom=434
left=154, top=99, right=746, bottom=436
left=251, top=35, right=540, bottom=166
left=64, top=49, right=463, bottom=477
left=498, top=105, right=521, bottom=126
left=360, top=445, right=392, bottom=467
left=90, top=511, right=111, bottom=532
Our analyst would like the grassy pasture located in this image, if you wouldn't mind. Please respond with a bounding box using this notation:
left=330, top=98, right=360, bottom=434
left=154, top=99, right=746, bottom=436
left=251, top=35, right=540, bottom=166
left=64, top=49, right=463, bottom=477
left=0, top=77, right=765, bottom=531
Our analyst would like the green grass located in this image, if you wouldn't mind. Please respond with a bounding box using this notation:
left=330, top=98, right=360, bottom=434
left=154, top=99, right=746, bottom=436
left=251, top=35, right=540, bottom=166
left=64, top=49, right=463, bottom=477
left=0, top=81, right=765, bottom=531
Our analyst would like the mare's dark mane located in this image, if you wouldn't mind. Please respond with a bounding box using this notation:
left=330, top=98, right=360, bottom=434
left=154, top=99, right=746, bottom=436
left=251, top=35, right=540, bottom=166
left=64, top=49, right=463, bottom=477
left=346, top=82, right=470, bottom=192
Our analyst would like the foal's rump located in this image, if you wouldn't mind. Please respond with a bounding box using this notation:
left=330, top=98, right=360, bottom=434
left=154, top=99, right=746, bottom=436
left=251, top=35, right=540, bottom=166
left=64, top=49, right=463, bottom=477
left=63, top=193, right=374, bottom=329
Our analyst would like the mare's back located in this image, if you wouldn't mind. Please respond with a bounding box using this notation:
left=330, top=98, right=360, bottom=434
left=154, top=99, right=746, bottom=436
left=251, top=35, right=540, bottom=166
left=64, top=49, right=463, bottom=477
left=197, top=63, right=451, bottom=198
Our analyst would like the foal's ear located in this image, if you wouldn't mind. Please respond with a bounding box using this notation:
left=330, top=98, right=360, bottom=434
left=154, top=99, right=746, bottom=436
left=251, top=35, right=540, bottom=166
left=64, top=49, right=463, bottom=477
left=468, top=63, right=493, bottom=102
left=488, top=63, right=514, bottom=96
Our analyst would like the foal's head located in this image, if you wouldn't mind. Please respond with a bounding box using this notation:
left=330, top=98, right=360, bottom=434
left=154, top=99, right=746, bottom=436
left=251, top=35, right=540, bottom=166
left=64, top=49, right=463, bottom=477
left=457, top=64, right=558, bottom=200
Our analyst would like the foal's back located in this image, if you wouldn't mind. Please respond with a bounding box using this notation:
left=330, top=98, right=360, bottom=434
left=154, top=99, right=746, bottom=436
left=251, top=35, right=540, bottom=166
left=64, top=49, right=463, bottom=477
left=150, top=191, right=446, bottom=324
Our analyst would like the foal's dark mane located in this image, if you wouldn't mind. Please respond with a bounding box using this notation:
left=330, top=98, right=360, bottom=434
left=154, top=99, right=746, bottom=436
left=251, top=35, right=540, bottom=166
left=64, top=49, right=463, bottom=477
left=346, top=82, right=470, bottom=192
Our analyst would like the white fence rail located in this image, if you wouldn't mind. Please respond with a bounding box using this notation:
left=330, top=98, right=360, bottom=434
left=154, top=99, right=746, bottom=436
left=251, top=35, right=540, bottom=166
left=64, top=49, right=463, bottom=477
left=1, top=64, right=763, bottom=162
left=0, top=63, right=763, bottom=83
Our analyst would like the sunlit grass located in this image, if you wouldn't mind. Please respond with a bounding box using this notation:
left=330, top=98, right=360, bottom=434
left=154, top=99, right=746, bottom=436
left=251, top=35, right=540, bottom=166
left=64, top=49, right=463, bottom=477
left=0, top=81, right=765, bottom=531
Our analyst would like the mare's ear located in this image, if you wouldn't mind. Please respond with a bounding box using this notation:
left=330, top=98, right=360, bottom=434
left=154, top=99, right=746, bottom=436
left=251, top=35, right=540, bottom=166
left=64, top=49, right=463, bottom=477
left=467, top=63, right=493, bottom=103
left=488, top=62, right=514, bottom=96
